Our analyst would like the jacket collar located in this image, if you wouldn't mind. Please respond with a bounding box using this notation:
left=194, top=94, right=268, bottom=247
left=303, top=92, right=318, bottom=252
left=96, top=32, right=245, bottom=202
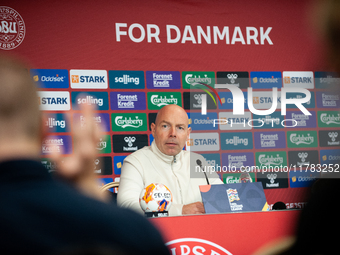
left=151, top=141, right=182, bottom=164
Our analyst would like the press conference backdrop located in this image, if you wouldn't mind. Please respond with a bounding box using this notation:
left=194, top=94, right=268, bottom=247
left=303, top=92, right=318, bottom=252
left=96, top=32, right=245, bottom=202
left=1, top=0, right=339, bottom=209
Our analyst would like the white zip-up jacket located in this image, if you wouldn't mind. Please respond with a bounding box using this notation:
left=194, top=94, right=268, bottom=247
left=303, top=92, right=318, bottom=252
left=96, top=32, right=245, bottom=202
left=117, top=141, right=223, bottom=216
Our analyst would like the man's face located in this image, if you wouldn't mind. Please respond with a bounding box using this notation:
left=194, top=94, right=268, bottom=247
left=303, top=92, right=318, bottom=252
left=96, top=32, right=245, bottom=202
left=151, top=106, right=191, bottom=156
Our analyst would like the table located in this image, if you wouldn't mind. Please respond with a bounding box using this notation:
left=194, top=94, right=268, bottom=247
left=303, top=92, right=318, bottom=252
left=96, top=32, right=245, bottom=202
left=150, top=210, right=300, bottom=255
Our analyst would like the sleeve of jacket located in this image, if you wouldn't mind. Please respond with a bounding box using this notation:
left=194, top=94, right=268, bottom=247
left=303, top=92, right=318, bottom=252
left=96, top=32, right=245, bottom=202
left=168, top=203, right=183, bottom=216
left=117, top=156, right=145, bottom=214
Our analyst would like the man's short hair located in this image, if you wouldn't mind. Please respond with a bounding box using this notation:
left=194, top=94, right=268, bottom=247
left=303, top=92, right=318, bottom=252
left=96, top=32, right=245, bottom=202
left=0, top=54, right=40, bottom=139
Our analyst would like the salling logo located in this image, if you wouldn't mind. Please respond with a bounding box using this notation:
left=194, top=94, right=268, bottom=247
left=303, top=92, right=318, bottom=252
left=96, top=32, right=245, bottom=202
left=115, top=116, right=143, bottom=128
left=290, top=133, right=314, bottom=145
left=256, top=116, right=280, bottom=126
left=46, top=118, right=65, bottom=129
left=115, top=74, right=140, bottom=85
left=109, top=71, right=145, bottom=89
left=77, top=95, right=103, bottom=107
left=70, top=70, right=108, bottom=89
left=226, top=136, right=248, bottom=146
left=0, top=6, right=25, bottom=50
left=320, top=113, right=340, bottom=125
left=151, top=95, right=178, bottom=107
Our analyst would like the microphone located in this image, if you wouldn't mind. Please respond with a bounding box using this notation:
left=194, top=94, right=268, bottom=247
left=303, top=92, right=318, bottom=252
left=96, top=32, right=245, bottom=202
left=196, top=159, right=210, bottom=185
left=272, top=201, right=287, bottom=210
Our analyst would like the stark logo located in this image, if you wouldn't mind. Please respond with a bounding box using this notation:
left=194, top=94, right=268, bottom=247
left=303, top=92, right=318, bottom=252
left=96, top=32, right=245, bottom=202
left=0, top=6, right=25, bottom=50
left=71, top=75, right=79, bottom=83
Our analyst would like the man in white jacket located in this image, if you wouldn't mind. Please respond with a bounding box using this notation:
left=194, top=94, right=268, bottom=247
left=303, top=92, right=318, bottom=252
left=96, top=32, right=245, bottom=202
left=117, top=104, right=223, bottom=216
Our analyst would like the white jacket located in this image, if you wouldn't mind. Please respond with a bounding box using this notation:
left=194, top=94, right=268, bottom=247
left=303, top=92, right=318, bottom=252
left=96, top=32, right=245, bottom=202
left=117, top=141, right=223, bottom=216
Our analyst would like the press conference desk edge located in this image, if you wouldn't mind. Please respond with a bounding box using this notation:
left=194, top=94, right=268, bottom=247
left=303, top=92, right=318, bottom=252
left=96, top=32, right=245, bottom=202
left=150, top=210, right=301, bottom=254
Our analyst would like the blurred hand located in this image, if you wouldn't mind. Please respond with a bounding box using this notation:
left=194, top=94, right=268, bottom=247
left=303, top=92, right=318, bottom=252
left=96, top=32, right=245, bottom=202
left=50, top=103, right=108, bottom=202
left=182, top=202, right=205, bottom=215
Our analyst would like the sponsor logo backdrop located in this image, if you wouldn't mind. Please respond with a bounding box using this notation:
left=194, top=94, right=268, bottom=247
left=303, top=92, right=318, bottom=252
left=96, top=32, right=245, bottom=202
left=4, top=0, right=339, bottom=208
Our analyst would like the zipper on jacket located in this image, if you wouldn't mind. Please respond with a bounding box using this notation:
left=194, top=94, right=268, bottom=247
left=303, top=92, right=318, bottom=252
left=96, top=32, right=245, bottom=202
left=171, top=155, right=183, bottom=204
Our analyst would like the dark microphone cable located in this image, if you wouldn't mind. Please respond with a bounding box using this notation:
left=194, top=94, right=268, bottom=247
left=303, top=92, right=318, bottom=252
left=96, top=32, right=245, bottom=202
left=196, top=159, right=210, bottom=185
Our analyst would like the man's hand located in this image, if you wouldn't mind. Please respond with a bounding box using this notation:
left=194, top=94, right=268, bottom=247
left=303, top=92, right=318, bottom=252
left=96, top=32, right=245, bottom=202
left=50, top=103, right=108, bottom=202
left=182, top=202, right=205, bottom=215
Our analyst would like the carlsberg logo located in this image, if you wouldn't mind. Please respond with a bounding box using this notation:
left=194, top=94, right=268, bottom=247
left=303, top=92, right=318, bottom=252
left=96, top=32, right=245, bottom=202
left=151, top=95, right=178, bottom=107
left=320, top=113, right=340, bottom=125
left=115, top=116, right=143, bottom=128
left=290, top=134, right=314, bottom=145
left=112, top=113, right=147, bottom=131
left=258, top=155, right=283, bottom=166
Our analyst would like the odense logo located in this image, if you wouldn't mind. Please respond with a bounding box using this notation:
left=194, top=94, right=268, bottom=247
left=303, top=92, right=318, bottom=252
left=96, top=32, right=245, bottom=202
left=166, top=238, right=232, bottom=255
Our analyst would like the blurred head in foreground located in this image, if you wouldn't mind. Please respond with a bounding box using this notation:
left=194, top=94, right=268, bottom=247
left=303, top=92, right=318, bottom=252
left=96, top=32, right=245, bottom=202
left=0, top=54, right=42, bottom=160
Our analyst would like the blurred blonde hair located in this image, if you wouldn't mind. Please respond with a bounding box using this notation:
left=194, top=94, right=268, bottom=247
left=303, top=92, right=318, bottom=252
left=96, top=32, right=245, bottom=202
left=0, top=54, right=41, bottom=140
